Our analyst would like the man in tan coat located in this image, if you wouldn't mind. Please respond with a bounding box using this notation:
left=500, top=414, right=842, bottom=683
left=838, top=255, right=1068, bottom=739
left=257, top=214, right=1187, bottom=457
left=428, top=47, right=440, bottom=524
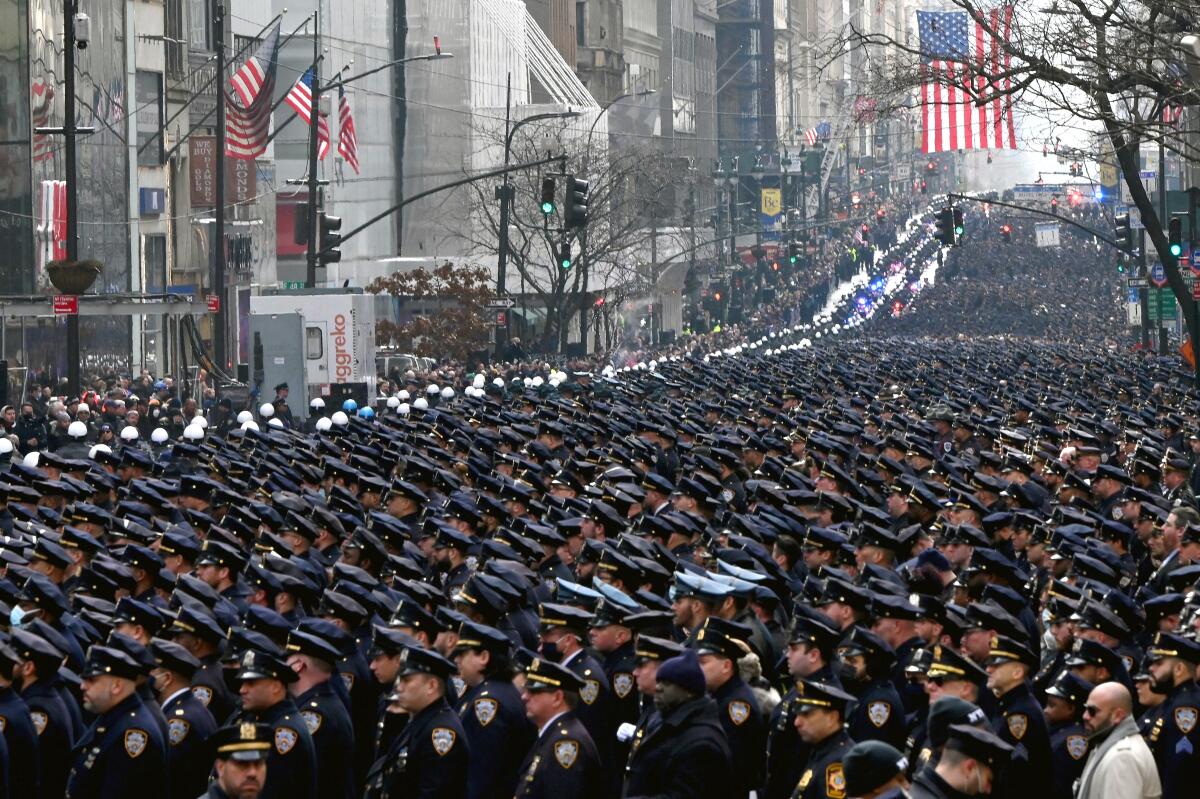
left=1075, top=682, right=1161, bottom=799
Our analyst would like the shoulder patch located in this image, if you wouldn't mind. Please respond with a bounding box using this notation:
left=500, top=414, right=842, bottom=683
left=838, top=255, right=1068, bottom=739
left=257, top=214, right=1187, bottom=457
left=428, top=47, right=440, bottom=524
left=431, top=727, right=457, bottom=756
left=191, top=686, right=213, bottom=707
left=274, top=726, right=299, bottom=755
left=1007, top=713, right=1028, bottom=741
left=867, top=701, right=892, bottom=728
left=474, top=697, right=498, bottom=726
left=554, top=739, right=580, bottom=769
left=1066, top=734, right=1088, bottom=760
left=168, top=718, right=191, bottom=745
left=340, top=672, right=355, bottom=692
left=826, top=763, right=847, bottom=799
left=728, top=700, right=751, bottom=726
left=613, top=673, right=634, bottom=699
left=580, top=679, right=599, bottom=705
left=1175, top=707, right=1198, bottom=735
left=124, top=728, right=149, bottom=758
left=0, top=716, right=6, bottom=733
left=31, top=711, right=47, bottom=735
left=301, top=710, right=323, bottom=735
left=450, top=676, right=466, bottom=698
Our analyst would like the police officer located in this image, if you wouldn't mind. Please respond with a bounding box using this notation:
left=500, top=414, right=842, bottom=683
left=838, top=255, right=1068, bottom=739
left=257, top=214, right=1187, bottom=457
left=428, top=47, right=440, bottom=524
left=623, top=648, right=733, bottom=798
left=0, top=638, right=39, bottom=798
left=537, top=603, right=615, bottom=770
left=836, top=627, right=907, bottom=750
left=842, top=740, right=912, bottom=799
left=790, top=679, right=857, bottom=799
left=285, top=629, right=357, bottom=799
left=206, top=721, right=273, bottom=799
left=1144, top=632, right=1200, bottom=799
left=588, top=597, right=640, bottom=747
left=165, top=603, right=237, bottom=723
left=1043, top=671, right=1092, bottom=799
left=514, top=657, right=603, bottom=799
left=364, top=646, right=469, bottom=799
left=451, top=621, right=535, bottom=799
left=909, top=724, right=1013, bottom=799
left=984, top=635, right=1051, bottom=799
left=150, top=638, right=218, bottom=799
left=13, top=628, right=74, bottom=798
left=691, top=616, right=766, bottom=798
left=228, top=649, right=318, bottom=799
left=66, top=645, right=167, bottom=798
left=367, top=625, right=417, bottom=761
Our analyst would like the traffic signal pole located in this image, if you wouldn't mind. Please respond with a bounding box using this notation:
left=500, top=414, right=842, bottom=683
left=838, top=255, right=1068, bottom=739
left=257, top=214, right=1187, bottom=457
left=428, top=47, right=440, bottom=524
left=305, top=7, right=322, bottom=289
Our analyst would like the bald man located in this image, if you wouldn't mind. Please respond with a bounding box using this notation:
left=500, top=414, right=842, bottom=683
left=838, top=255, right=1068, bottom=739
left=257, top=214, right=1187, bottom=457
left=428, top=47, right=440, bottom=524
left=1074, top=683, right=1161, bottom=799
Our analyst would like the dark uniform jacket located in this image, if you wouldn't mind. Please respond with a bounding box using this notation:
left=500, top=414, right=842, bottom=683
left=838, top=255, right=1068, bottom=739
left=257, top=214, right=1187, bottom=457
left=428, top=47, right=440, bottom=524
left=564, top=649, right=616, bottom=769
left=514, top=711, right=603, bottom=799
left=456, top=677, right=534, bottom=799
left=295, top=677, right=357, bottom=799
left=1046, top=719, right=1089, bottom=799
left=64, top=692, right=167, bottom=799
left=622, top=695, right=733, bottom=799
left=21, top=678, right=75, bottom=799
left=191, top=656, right=237, bottom=724
left=791, top=728, right=853, bottom=799
left=990, top=681, right=1052, bottom=799
left=231, top=697, right=318, bottom=799
left=163, top=686, right=218, bottom=799
left=713, top=674, right=766, bottom=797
left=846, top=677, right=906, bottom=750
left=365, top=696, right=468, bottom=799
left=765, top=663, right=841, bottom=799
left=1147, top=678, right=1200, bottom=799
left=909, top=766, right=973, bottom=799
left=0, top=684, right=40, bottom=798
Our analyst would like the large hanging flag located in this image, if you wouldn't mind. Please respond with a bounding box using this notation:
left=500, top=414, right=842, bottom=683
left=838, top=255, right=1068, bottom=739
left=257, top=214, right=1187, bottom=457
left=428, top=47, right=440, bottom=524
left=917, top=8, right=1017, bottom=153
left=286, top=67, right=330, bottom=160
left=226, top=20, right=281, bottom=159
left=802, top=121, right=831, bottom=146
left=337, top=86, right=360, bottom=174
left=31, top=78, right=55, bottom=163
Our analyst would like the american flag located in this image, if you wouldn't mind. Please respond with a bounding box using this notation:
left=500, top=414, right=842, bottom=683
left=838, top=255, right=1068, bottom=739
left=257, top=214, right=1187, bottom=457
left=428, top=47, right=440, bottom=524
left=31, top=79, right=55, bottom=163
left=337, top=86, right=360, bottom=174
left=286, top=68, right=330, bottom=160
left=917, top=8, right=1017, bottom=153
left=802, top=121, right=831, bottom=146
left=225, top=22, right=281, bottom=159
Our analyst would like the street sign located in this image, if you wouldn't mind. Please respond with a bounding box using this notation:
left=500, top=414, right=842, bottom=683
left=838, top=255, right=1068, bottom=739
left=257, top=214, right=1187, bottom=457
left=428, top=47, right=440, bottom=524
left=486, top=297, right=516, bottom=309
left=280, top=281, right=306, bottom=290
left=1126, top=277, right=1149, bottom=288
left=1149, top=288, right=1177, bottom=321
left=1150, top=261, right=1168, bottom=287
left=52, top=296, right=77, bottom=315
left=207, top=296, right=220, bottom=313
left=495, top=311, right=507, bottom=326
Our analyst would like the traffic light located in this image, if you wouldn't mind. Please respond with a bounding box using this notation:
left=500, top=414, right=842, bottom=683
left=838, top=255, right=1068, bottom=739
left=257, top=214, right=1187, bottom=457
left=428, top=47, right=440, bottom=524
left=876, top=208, right=886, bottom=221
left=1000, top=224, right=1012, bottom=242
left=1050, top=196, right=1059, bottom=212
left=952, top=208, right=965, bottom=238
left=1114, top=213, right=1132, bottom=253
left=861, top=223, right=871, bottom=237
left=926, top=161, right=936, bottom=172
left=920, top=179, right=928, bottom=194
left=318, top=212, right=342, bottom=265
left=294, top=211, right=310, bottom=246
left=1116, top=253, right=1126, bottom=274
left=933, top=206, right=956, bottom=246
left=858, top=167, right=867, bottom=177
left=1169, top=216, right=1183, bottom=258
left=564, top=176, right=589, bottom=229
left=558, top=241, right=572, bottom=270
left=788, top=241, right=800, bottom=264
left=539, top=177, right=556, bottom=215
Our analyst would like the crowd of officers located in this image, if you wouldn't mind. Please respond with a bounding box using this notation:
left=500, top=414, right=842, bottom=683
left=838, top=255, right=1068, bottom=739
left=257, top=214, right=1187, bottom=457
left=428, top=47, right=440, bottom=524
left=4, top=328, right=1200, bottom=798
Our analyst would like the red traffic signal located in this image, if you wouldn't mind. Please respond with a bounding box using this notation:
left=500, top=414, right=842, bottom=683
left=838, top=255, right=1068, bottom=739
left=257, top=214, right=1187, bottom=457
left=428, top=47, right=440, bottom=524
left=1050, top=196, right=1059, bottom=210
left=876, top=208, right=886, bottom=219
left=713, top=291, right=722, bottom=302
left=858, top=167, right=867, bottom=177
left=1000, top=224, right=1012, bottom=242
left=861, top=224, right=871, bottom=235
left=926, top=161, right=936, bottom=172
left=920, top=179, right=928, bottom=193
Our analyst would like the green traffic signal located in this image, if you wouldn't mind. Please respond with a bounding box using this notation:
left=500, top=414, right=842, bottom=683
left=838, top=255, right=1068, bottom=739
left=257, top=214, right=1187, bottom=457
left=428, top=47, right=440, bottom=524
left=789, top=255, right=797, bottom=264
left=541, top=201, right=555, bottom=214
left=560, top=257, right=571, bottom=269
left=1171, top=243, right=1183, bottom=257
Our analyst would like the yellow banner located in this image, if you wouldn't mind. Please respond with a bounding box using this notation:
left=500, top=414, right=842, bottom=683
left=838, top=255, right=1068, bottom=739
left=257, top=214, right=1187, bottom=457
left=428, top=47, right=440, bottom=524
left=761, top=188, right=782, bottom=217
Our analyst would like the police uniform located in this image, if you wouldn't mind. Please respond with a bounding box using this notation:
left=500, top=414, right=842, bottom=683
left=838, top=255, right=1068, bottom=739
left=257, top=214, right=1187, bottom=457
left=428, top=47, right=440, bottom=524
left=838, top=629, right=906, bottom=751
left=1044, top=672, right=1092, bottom=799
left=287, top=630, right=357, bottom=799
left=1145, top=633, right=1200, bottom=799
left=909, top=724, right=1013, bottom=799
left=228, top=650, right=318, bottom=799
left=514, top=659, right=603, bottom=799
left=622, top=692, right=734, bottom=798
left=13, top=629, right=75, bottom=799
left=694, top=617, right=767, bottom=797
left=453, top=622, right=535, bottom=799
left=365, top=647, right=468, bottom=799
left=789, top=680, right=858, bottom=799
left=539, top=603, right=617, bottom=771
left=65, top=647, right=167, bottom=799
left=986, top=637, right=1051, bottom=799
left=0, top=679, right=39, bottom=798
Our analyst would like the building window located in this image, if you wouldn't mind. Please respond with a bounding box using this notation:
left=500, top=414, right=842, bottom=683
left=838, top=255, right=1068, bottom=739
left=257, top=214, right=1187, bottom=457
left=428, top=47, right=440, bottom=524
left=306, top=327, right=324, bottom=360
left=136, top=72, right=164, bottom=166
left=576, top=3, right=586, bottom=46
left=188, top=0, right=211, bottom=52
left=143, top=234, right=167, bottom=293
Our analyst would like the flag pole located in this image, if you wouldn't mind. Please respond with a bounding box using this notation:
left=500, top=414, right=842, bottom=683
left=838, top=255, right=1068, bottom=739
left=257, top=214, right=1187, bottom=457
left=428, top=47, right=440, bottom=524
left=213, top=0, right=228, bottom=370
left=305, top=4, right=322, bottom=288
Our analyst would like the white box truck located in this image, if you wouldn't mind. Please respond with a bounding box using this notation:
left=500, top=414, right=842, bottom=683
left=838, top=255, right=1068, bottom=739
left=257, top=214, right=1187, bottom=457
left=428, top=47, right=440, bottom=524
left=249, top=289, right=377, bottom=416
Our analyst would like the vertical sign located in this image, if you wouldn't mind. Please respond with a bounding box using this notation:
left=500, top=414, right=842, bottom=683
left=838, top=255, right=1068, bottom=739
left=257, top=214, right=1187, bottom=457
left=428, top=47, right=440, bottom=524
left=190, top=136, right=217, bottom=207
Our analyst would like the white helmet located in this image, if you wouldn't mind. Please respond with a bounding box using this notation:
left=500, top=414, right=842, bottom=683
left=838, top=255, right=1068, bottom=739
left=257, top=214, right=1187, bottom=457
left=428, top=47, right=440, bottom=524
left=89, top=444, right=112, bottom=459
left=0, top=439, right=12, bottom=455
left=397, top=403, right=410, bottom=416
left=259, top=402, right=275, bottom=418
left=398, top=390, right=410, bottom=401
left=151, top=428, right=169, bottom=444
left=68, top=421, right=87, bottom=439
left=192, top=415, right=209, bottom=429
left=331, top=411, right=349, bottom=427
left=120, top=426, right=139, bottom=441
left=386, top=396, right=400, bottom=409
left=492, top=377, right=505, bottom=388
left=183, top=423, right=204, bottom=440
left=310, top=397, right=325, bottom=409
left=268, top=417, right=285, bottom=428
left=426, top=384, right=440, bottom=395
left=236, top=410, right=253, bottom=424
left=413, top=397, right=429, bottom=411
left=440, top=387, right=455, bottom=399
left=315, top=416, right=333, bottom=432
left=241, top=420, right=260, bottom=432
left=22, top=451, right=39, bottom=467
left=472, top=374, right=486, bottom=389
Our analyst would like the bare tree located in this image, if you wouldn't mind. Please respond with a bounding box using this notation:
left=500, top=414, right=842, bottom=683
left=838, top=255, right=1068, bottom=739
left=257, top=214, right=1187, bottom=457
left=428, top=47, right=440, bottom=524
left=829, top=0, right=1200, bottom=331
left=457, top=118, right=679, bottom=353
